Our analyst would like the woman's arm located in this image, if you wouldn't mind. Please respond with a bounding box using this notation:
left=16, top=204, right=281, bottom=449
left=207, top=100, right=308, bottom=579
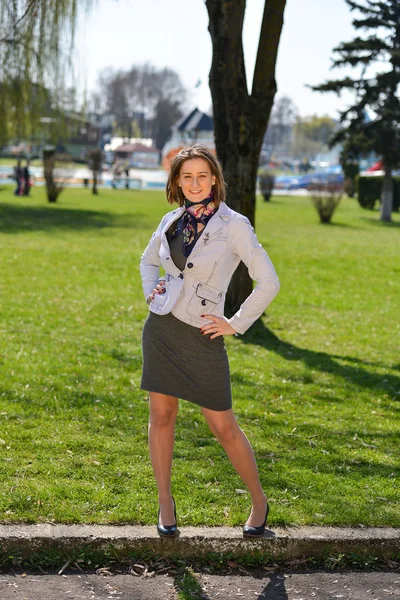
left=139, top=215, right=169, bottom=300
left=227, top=217, right=280, bottom=335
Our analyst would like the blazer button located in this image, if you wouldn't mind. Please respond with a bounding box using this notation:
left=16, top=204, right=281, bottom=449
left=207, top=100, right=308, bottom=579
left=179, top=273, right=184, bottom=279
left=201, top=299, right=207, bottom=306
left=187, top=262, right=193, bottom=268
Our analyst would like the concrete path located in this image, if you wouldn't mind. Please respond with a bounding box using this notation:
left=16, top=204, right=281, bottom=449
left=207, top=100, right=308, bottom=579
left=0, top=524, right=399, bottom=562
left=0, top=570, right=399, bottom=599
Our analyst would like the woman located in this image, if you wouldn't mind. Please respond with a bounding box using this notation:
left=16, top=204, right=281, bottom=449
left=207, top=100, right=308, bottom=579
left=140, top=145, right=280, bottom=538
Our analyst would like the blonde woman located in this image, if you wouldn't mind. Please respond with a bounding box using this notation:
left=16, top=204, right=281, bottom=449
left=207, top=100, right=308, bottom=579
left=140, top=145, right=280, bottom=538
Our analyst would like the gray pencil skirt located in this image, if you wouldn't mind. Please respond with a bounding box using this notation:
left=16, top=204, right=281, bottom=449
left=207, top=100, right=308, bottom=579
left=141, top=311, right=232, bottom=411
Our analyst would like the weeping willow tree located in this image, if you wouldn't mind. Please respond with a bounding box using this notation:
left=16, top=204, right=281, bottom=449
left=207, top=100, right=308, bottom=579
left=0, top=0, right=95, bottom=147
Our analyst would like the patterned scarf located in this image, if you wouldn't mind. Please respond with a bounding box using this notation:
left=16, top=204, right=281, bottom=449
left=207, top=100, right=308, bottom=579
left=172, top=190, right=217, bottom=257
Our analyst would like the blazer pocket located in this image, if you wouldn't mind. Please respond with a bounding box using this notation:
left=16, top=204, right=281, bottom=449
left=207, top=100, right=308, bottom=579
left=186, top=282, right=223, bottom=318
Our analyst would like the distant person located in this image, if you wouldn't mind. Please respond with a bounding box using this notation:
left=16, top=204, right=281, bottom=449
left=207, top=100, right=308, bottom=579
left=125, top=166, right=130, bottom=189
left=14, top=160, right=23, bottom=196
left=140, top=145, right=280, bottom=539
left=112, top=164, right=122, bottom=189
left=23, top=160, right=31, bottom=196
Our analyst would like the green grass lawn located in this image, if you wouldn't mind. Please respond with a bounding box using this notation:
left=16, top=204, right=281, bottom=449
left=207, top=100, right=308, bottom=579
left=0, top=159, right=41, bottom=168
left=0, top=158, right=77, bottom=168
left=0, top=186, right=399, bottom=527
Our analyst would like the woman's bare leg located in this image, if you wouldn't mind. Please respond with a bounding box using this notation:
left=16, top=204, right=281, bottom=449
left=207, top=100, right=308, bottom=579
left=202, top=407, right=268, bottom=526
left=148, top=392, right=179, bottom=526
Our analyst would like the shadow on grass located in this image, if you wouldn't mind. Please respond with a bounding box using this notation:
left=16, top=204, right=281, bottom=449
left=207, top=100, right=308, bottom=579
left=109, top=349, right=142, bottom=371
left=277, top=447, right=398, bottom=479
left=241, top=320, right=399, bottom=399
left=314, top=221, right=360, bottom=229
left=360, top=216, right=400, bottom=228
left=0, top=203, right=152, bottom=233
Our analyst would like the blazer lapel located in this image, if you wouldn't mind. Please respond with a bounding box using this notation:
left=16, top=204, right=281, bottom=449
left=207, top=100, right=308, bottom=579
left=190, top=202, right=232, bottom=256
left=160, top=207, right=185, bottom=251
left=158, top=207, right=184, bottom=276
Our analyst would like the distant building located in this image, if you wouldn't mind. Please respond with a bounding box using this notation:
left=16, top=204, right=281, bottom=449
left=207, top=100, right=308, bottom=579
left=52, top=113, right=101, bottom=161
left=114, top=142, right=160, bottom=168
left=162, top=108, right=215, bottom=170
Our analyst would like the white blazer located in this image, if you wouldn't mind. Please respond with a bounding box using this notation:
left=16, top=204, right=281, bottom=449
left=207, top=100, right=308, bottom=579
left=139, top=202, right=280, bottom=335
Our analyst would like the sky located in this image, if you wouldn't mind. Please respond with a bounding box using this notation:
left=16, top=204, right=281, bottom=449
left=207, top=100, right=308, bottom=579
left=76, top=0, right=359, bottom=118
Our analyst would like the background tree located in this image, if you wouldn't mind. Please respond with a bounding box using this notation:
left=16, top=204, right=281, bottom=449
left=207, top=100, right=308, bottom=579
left=0, top=0, right=94, bottom=204
left=88, top=148, right=103, bottom=195
left=205, top=0, right=286, bottom=314
left=97, top=64, right=187, bottom=148
left=264, top=94, right=297, bottom=162
left=312, top=0, right=400, bottom=222
left=0, top=0, right=94, bottom=145
left=43, top=147, right=63, bottom=203
left=292, top=115, right=337, bottom=163
left=339, top=132, right=371, bottom=197
left=299, top=115, right=337, bottom=146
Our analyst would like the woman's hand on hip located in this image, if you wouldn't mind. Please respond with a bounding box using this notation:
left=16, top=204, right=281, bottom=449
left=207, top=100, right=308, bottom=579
left=200, top=315, right=238, bottom=339
left=147, top=280, right=166, bottom=304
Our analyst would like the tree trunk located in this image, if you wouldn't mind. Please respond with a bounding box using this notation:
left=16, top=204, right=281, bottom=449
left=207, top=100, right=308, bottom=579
left=380, top=162, right=393, bottom=222
left=88, top=149, right=102, bottom=196
left=223, top=150, right=263, bottom=315
left=43, top=148, right=62, bottom=203
left=92, top=171, right=98, bottom=195
left=206, top=0, right=286, bottom=315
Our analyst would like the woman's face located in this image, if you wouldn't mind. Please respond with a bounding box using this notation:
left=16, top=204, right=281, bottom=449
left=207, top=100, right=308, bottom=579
left=178, top=158, right=216, bottom=202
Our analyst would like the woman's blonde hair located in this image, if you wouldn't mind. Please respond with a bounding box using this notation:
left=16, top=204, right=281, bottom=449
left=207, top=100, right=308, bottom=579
left=166, top=145, right=226, bottom=207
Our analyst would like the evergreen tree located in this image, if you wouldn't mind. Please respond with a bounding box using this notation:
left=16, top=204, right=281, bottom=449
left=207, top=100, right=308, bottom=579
left=313, top=0, right=400, bottom=222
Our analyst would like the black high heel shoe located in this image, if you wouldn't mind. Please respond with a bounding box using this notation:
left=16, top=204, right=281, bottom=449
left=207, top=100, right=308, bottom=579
left=243, top=501, right=269, bottom=538
left=157, top=497, right=177, bottom=538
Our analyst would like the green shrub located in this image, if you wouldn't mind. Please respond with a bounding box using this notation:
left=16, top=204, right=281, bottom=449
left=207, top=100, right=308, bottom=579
left=308, top=181, right=344, bottom=223
left=258, top=169, right=275, bottom=202
left=357, top=176, right=400, bottom=211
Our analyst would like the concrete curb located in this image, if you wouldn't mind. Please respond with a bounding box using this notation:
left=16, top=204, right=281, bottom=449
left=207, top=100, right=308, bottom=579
left=1, top=525, right=399, bottom=562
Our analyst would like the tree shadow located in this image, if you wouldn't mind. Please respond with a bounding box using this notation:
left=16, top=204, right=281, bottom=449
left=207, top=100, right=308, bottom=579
left=360, top=216, right=400, bottom=228
left=0, top=203, right=151, bottom=233
left=314, top=221, right=360, bottom=229
left=292, top=455, right=398, bottom=478
left=109, top=349, right=142, bottom=371
left=241, top=320, right=399, bottom=398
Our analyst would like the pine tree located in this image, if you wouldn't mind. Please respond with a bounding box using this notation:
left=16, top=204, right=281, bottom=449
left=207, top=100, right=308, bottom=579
left=313, top=0, right=400, bottom=222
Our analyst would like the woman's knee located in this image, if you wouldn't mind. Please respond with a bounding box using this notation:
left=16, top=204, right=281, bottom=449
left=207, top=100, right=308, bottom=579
left=149, top=400, right=178, bottom=428
left=150, top=410, right=177, bottom=428
left=209, top=418, right=239, bottom=445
